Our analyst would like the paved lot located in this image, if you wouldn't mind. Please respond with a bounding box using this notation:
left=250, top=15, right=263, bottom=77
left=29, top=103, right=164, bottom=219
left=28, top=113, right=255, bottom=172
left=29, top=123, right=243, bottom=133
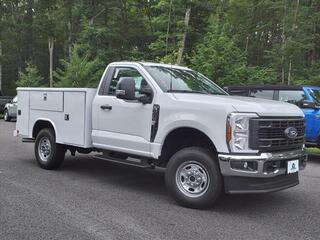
left=0, top=120, right=320, bottom=240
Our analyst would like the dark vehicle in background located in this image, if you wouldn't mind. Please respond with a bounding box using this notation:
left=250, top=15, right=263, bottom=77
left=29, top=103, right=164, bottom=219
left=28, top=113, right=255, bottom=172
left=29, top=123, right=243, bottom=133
left=3, top=95, right=17, bottom=121
left=0, top=90, right=13, bottom=114
left=225, top=85, right=320, bottom=147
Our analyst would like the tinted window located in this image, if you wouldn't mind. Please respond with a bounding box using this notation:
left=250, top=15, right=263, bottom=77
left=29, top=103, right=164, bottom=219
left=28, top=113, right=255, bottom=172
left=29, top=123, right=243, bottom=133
left=249, top=90, right=274, bottom=100
left=108, top=67, right=148, bottom=97
left=279, top=90, right=305, bottom=104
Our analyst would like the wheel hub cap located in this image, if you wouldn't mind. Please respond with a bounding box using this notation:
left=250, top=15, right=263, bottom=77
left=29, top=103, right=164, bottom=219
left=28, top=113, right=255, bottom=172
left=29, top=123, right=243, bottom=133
left=38, top=137, right=51, bottom=162
left=176, top=162, right=210, bottom=198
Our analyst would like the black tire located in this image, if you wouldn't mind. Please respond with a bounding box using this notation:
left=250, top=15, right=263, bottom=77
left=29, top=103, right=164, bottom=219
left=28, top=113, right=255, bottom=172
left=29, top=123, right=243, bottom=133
left=34, top=128, right=65, bottom=170
left=165, top=147, right=222, bottom=209
left=3, top=109, right=11, bottom=122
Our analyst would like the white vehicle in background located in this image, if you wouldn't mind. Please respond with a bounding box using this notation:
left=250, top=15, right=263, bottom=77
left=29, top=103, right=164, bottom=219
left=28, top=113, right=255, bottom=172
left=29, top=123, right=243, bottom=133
left=4, top=95, right=18, bottom=121
left=15, top=62, right=307, bottom=208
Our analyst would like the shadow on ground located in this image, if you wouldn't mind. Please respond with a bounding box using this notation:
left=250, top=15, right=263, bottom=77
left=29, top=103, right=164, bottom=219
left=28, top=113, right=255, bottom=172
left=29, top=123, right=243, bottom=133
left=20, top=153, right=300, bottom=212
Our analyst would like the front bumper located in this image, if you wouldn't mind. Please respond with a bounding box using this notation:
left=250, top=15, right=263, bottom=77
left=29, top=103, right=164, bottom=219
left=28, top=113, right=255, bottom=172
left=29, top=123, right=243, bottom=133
left=218, top=149, right=307, bottom=193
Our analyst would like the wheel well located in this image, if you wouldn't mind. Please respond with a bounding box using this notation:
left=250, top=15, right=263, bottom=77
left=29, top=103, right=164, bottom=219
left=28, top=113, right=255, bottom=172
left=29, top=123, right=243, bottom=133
left=33, top=120, right=55, bottom=138
left=160, top=127, right=217, bottom=167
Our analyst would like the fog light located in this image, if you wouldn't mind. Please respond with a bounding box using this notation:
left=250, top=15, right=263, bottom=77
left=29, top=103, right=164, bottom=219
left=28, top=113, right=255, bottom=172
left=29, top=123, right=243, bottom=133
left=263, top=161, right=281, bottom=174
left=230, top=161, right=258, bottom=172
left=243, top=161, right=248, bottom=169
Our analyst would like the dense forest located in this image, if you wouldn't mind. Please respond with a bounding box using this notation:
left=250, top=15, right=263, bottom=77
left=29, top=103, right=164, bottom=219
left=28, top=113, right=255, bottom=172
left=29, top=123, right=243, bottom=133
left=0, top=0, right=320, bottom=95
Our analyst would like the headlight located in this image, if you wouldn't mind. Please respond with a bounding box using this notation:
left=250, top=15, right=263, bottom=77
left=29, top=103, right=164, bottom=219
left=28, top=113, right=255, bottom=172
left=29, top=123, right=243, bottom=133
left=226, top=112, right=258, bottom=153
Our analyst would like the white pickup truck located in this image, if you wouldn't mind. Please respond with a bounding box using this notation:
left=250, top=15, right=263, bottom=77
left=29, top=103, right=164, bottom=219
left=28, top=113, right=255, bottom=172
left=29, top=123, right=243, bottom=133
left=16, top=62, right=307, bottom=208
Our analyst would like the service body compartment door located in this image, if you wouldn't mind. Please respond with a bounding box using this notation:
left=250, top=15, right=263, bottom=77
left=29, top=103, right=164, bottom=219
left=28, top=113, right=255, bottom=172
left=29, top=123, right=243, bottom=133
left=30, top=91, right=63, bottom=112
left=61, top=91, right=86, bottom=146
left=16, top=91, right=30, bottom=136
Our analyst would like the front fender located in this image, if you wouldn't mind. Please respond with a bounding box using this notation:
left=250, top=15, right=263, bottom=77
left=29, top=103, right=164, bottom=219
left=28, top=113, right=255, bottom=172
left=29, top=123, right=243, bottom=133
left=154, top=112, right=229, bottom=153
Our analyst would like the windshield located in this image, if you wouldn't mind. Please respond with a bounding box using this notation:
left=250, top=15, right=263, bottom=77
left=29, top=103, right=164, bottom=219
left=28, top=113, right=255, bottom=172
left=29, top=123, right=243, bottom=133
left=145, top=66, right=227, bottom=95
left=308, top=89, right=320, bottom=105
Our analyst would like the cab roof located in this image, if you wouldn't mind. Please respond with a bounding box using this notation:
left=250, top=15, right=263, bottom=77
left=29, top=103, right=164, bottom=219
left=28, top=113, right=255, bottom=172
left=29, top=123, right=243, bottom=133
left=109, top=61, right=191, bottom=71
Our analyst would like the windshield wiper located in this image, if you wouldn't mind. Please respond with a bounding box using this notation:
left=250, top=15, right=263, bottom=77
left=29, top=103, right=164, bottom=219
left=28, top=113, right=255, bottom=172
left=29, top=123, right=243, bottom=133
left=167, top=90, right=207, bottom=94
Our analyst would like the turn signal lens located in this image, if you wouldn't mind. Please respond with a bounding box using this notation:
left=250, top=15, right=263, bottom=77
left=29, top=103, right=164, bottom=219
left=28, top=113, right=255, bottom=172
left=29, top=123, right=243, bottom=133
left=227, top=112, right=259, bottom=153
left=226, top=120, right=232, bottom=143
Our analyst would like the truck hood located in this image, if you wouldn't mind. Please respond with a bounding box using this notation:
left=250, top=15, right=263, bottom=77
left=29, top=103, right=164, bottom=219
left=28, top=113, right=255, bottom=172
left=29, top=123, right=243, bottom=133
left=172, top=93, right=304, bottom=117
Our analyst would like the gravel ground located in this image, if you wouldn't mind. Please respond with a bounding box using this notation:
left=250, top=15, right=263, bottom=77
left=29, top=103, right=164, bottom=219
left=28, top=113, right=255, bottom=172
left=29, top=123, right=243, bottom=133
left=0, top=120, right=319, bottom=240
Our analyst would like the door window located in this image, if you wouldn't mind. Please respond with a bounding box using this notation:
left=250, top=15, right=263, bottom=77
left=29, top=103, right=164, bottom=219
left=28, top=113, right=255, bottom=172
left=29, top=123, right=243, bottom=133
left=249, top=90, right=275, bottom=100
left=308, top=89, right=320, bottom=105
left=108, top=67, right=149, bottom=97
left=278, top=90, right=305, bottom=105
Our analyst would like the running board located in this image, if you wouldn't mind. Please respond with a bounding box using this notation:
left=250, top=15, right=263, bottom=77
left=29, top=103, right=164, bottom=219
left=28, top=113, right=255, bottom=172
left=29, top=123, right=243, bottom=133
left=22, top=138, right=35, bottom=143
left=93, top=155, right=155, bottom=169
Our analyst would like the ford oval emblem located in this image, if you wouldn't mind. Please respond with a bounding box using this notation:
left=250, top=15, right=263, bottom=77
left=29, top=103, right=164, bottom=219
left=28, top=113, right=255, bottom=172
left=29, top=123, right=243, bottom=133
left=284, top=127, right=298, bottom=139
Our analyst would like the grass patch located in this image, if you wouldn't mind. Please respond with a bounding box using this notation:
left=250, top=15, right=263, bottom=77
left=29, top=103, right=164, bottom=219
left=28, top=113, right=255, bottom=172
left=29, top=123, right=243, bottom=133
left=0, top=114, right=3, bottom=119
left=306, top=147, right=320, bottom=155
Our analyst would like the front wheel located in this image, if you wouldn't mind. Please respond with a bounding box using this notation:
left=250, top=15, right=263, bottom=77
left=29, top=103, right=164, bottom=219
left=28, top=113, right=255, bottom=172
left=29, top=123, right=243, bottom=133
left=35, top=128, right=65, bottom=170
left=165, top=147, right=222, bottom=209
left=3, top=109, right=10, bottom=122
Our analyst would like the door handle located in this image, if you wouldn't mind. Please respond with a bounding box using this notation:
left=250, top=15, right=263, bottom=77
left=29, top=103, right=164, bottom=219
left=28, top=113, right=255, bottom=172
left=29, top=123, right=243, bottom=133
left=100, top=104, right=112, bottom=110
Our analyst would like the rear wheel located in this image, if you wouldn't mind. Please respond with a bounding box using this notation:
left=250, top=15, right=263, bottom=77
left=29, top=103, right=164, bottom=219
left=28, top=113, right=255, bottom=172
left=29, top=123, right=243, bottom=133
left=165, top=147, right=222, bottom=209
left=35, top=128, right=65, bottom=170
left=3, top=109, right=10, bottom=122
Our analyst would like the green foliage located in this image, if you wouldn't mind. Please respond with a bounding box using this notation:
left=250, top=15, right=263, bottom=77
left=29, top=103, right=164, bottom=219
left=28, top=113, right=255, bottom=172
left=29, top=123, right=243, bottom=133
left=245, top=67, right=278, bottom=85
left=54, top=45, right=103, bottom=88
left=190, top=15, right=279, bottom=86
left=1, top=0, right=320, bottom=92
left=190, top=16, right=246, bottom=85
left=306, top=147, right=320, bottom=155
left=16, top=63, right=43, bottom=87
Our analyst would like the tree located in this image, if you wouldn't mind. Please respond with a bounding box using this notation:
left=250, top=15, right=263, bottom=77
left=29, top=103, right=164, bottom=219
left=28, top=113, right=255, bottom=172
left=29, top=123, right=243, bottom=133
left=149, top=0, right=216, bottom=64
left=16, top=63, right=43, bottom=87
left=54, top=45, right=103, bottom=87
left=176, top=1, right=191, bottom=65
left=190, top=15, right=247, bottom=85
left=34, top=0, right=65, bottom=87
left=0, top=0, right=320, bottom=93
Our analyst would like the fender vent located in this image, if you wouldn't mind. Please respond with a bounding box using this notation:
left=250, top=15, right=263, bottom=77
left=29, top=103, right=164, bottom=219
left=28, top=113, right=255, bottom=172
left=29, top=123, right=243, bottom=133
left=150, top=104, right=160, bottom=142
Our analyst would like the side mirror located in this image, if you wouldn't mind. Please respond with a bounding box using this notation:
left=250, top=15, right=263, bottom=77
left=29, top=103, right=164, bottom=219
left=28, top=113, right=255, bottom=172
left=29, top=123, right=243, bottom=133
left=140, top=86, right=153, bottom=95
left=301, top=100, right=317, bottom=109
left=116, top=77, right=136, bottom=100
left=137, top=87, right=153, bottom=104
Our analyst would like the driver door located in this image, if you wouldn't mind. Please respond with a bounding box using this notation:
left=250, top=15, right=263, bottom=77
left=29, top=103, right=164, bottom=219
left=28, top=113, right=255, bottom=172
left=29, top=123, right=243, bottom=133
left=92, top=66, right=154, bottom=157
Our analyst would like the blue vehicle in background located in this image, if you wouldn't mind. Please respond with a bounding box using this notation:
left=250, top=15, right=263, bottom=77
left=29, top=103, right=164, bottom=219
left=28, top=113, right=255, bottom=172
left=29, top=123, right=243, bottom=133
left=225, top=85, right=320, bottom=147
